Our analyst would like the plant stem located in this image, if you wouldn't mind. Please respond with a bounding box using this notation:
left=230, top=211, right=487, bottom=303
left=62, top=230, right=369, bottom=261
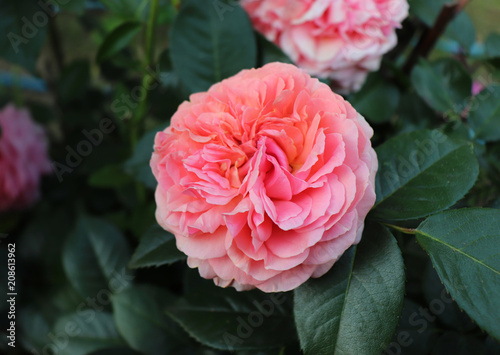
left=145, top=0, right=160, bottom=67
left=130, top=0, right=160, bottom=147
left=403, top=0, right=472, bottom=75
left=130, top=0, right=160, bottom=205
left=383, top=223, right=417, bottom=235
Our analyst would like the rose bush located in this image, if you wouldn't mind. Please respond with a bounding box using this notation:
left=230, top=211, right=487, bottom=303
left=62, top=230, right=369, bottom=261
left=0, top=104, right=51, bottom=211
left=151, top=62, right=377, bottom=292
left=241, top=0, right=409, bottom=93
left=5, top=0, right=500, bottom=353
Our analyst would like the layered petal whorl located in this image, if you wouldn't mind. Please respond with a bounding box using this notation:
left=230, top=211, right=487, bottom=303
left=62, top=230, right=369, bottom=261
left=151, top=63, right=378, bottom=292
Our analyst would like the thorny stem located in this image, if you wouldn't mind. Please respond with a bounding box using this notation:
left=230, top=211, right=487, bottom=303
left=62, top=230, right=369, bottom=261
left=130, top=0, right=160, bottom=147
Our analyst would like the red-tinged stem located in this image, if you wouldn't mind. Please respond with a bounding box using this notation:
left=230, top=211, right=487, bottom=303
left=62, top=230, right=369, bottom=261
left=403, top=0, right=472, bottom=75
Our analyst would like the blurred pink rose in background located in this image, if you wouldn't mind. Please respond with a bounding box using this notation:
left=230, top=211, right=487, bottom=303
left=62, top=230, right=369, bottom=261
left=472, top=81, right=485, bottom=96
left=0, top=104, right=51, bottom=212
left=241, top=0, right=409, bottom=94
left=151, top=63, right=377, bottom=292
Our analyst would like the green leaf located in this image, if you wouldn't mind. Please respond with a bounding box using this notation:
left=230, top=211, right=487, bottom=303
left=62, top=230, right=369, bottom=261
left=170, top=0, right=257, bottom=93
left=111, top=284, right=188, bottom=355
left=129, top=224, right=186, bottom=269
left=409, top=0, right=446, bottom=26
left=485, top=33, right=500, bottom=59
left=124, top=126, right=165, bottom=189
left=58, top=0, right=87, bottom=14
left=350, top=73, right=401, bottom=124
left=96, top=21, right=142, bottom=63
left=444, top=12, right=476, bottom=52
left=411, top=58, right=472, bottom=115
left=168, top=271, right=295, bottom=351
left=468, top=85, right=500, bottom=142
left=0, top=0, right=48, bottom=72
left=52, top=313, right=125, bottom=355
left=99, top=0, right=152, bottom=22
left=62, top=216, right=133, bottom=298
left=89, top=165, right=134, bottom=188
left=410, top=0, right=475, bottom=51
left=19, top=308, right=52, bottom=354
left=415, top=208, right=500, bottom=341
left=294, top=223, right=405, bottom=355
left=372, top=129, right=479, bottom=220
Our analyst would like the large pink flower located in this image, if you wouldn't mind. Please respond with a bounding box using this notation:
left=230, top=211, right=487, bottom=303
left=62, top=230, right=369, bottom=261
left=241, top=0, right=409, bottom=93
left=151, top=63, right=377, bottom=292
left=0, top=104, right=51, bottom=211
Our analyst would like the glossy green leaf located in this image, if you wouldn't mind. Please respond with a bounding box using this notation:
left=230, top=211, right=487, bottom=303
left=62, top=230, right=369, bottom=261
left=168, top=272, right=295, bottom=351
left=411, top=59, right=472, bottom=115
left=444, top=12, right=476, bottom=52
left=485, top=33, right=500, bottom=59
left=373, top=129, right=479, bottom=220
left=59, top=0, right=87, bottom=14
left=350, top=73, right=401, bottom=124
left=52, top=313, right=125, bottom=355
left=416, top=208, right=500, bottom=341
left=62, top=216, right=133, bottom=298
left=170, top=0, right=257, bottom=93
left=468, top=85, right=500, bottom=142
left=96, top=21, right=142, bottom=62
left=409, top=0, right=447, bottom=26
left=294, top=223, right=405, bottom=355
left=19, top=308, right=52, bottom=354
left=0, top=0, right=48, bottom=72
left=129, top=224, right=186, bottom=268
left=112, top=284, right=188, bottom=355
left=99, top=0, right=155, bottom=22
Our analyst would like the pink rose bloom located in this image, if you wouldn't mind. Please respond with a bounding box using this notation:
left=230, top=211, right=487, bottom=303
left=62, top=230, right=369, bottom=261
left=241, top=0, right=409, bottom=93
left=151, top=63, right=377, bottom=292
left=0, top=104, right=51, bottom=211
